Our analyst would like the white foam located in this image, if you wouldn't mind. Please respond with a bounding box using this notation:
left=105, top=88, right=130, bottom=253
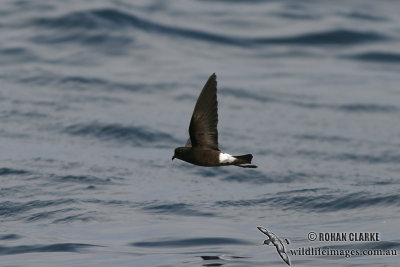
left=219, top=152, right=236, bottom=164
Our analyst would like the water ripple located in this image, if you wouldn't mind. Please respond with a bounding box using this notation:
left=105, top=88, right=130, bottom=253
left=31, top=9, right=389, bottom=47
left=131, top=237, right=251, bottom=248
left=219, top=88, right=398, bottom=113
left=339, top=11, right=388, bottom=22
left=344, top=51, right=400, bottom=63
left=216, top=191, right=400, bottom=212
left=291, top=101, right=398, bottom=113
left=0, top=199, right=76, bottom=218
left=31, top=32, right=133, bottom=54
left=297, top=150, right=400, bottom=164
left=293, top=134, right=350, bottom=143
left=0, top=234, right=20, bottom=240
left=0, top=243, right=99, bottom=255
left=26, top=208, right=78, bottom=222
left=255, top=29, right=387, bottom=46
left=52, top=174, right=118, bottom=185
left=0, top=168, right=29, bottom=176
left=0, top=47, right=38, bottom=64
left=142, top=202, right=215, bottom=217
left=337, top=104, right=399, bottom=113
left=222, top=170, right=310, bottom=184
left=64, top=122, right=179, bottom=147
left=52, top=212, right=98, bottom=224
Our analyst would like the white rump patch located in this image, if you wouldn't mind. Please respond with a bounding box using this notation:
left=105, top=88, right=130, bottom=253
left=219, top=152, right=236, bottom=164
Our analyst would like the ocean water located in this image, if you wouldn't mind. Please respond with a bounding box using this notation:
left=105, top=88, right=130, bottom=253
left=1, top=0, right=400, bottom=266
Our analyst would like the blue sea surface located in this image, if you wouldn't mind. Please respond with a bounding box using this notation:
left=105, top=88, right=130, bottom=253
left=1, top=0, right=400, bottom=266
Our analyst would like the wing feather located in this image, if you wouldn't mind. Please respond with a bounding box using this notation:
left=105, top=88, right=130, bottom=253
left=188, top=73, right=219, bottom=150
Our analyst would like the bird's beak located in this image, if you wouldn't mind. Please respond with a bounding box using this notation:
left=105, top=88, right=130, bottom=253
left=172, top=155, right=175, bottom=161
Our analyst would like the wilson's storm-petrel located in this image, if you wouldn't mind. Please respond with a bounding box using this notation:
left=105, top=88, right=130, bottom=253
left=172, top=73, right=257, bottom=168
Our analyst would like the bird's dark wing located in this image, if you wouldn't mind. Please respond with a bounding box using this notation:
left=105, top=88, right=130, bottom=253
left=188, top=73, right=219, bottom=150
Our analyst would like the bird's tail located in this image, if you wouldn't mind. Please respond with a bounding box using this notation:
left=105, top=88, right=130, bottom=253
left=234, top=154, right=258, bottom=168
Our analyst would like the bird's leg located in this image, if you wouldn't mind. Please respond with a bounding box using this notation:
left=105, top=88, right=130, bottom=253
left=235, top=164, right=258, bottom=168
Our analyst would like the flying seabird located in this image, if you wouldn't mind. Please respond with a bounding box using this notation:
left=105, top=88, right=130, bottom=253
left=257, top=226, right=291, bottom=266
left=172, top=73, right=257, bottom=168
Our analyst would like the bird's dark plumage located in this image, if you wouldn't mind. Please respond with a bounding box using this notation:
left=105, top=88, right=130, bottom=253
left=189, top=73, right=219, bottom=151
left=172, top=73, right=257, bottom=168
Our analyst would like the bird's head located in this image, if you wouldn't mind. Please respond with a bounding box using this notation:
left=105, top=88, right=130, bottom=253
left=263, top=239, right=272, bottom=245
left=172, top=147, right=189, bottom=161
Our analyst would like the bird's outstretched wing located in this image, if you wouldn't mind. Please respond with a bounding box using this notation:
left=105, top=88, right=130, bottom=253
left=257, top=227, right=271, bottom=237
left=188, top=73, right=219, bottom=150
left=279, top=251, right=291, bottom=266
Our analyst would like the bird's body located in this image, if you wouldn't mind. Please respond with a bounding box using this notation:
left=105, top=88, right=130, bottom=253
left=173, top=147, right=254, bottom=167
left=172, top=73, right=257, bottom=168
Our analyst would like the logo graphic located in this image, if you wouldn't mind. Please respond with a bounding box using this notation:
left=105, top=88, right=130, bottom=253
left=257, top=226, right=291, bottom=266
